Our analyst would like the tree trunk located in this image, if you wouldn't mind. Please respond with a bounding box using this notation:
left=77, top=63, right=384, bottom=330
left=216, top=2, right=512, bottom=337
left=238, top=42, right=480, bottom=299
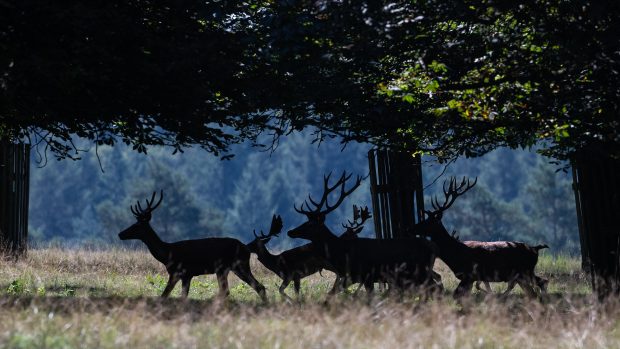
left=368, top=149, right=424, bottom=239
left=0, top=141, right=30, bottom=257
left=572, top=145, right=620, bottom=298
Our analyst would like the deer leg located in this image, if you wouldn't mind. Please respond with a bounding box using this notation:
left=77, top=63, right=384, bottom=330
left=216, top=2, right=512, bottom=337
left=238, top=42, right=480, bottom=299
left=327, top=276, right=343, bottom=296
left=293, top=277, right=301, bottom=297
left=181, top=276, right=192, bottom=298
left=536, top=276, right=549, bottom=293
left=216, top=270, right=230, bottom=298
left=503, top=279, right=517, bottom=295
left=232, top=261, right=267, bottom=301
left=161, top=274, right=180, bottom=298
left=364, top=280, right=374, bottom=303
left=454, top=279, right=473, bottom=298
left=278, top=277, right=294, bottom=302
left=516, top=277, right=537, bottom=298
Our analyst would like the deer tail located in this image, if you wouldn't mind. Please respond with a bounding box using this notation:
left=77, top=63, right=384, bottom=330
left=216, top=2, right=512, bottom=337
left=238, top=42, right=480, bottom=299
left=533, top=244, right=549, bottom=251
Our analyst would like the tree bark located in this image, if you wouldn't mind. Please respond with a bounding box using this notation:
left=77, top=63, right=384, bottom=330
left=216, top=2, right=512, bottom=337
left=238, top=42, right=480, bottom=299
left=0, top=141, right=30, bottom=257
left=572, top=145, right=620, bottom=298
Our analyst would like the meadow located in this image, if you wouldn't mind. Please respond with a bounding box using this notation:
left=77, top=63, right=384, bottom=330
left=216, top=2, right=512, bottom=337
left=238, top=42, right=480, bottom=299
left=0, top=247, right=616, bottom=349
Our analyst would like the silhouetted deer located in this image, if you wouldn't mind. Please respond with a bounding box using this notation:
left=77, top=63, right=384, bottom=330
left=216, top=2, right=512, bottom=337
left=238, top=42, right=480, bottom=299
left=288, top=172, right=439, bottom=297
left=118, top=191, right=266, bottom=300
left=410, top=177, right=548, bottom=298
left=246, top=208, right=370, bottom=300
left=464, top=241, right=549, bottom=294
left=246, top=215, right=329, bottom=300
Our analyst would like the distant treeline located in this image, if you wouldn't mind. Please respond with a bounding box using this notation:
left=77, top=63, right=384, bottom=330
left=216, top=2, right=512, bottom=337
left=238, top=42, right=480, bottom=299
left=28, top=133, right=578, bottom=254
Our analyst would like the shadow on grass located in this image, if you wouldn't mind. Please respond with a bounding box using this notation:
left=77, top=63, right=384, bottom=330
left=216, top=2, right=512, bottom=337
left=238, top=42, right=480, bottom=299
left=0, top=290, right=603, bottom=322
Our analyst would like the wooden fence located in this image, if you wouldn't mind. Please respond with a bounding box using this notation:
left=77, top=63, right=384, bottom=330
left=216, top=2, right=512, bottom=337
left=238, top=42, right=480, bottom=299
left=368, top=149, right=424, bottom=239
left=0, top=141, right=30, bottom=256
left=572, top=146, right=620, bottom=297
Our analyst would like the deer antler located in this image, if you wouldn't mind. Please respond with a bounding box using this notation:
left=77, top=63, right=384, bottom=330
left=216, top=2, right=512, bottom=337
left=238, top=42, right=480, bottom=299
left=426, top=177, right=477, bottom=217
left=294, top=171, right=363, bottom=217
left=340, top=205, right=372, bottom=238
left=254, top=215, right=283, bottom=240
left=131, top=190, right=164, bottom=218
left=342, top=205, right=372, bottom=230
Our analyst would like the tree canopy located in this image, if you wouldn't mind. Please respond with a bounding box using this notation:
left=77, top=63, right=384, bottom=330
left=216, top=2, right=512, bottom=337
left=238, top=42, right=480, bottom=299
left=2, top=1, right=619, bottom=161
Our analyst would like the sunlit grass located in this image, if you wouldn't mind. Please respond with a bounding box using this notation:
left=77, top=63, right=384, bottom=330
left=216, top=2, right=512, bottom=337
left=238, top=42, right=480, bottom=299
left=0, top=247, right=615, bottom=348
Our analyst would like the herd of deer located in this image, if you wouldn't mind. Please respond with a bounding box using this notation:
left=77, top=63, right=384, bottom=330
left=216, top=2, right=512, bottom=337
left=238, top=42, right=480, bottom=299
left=118, top=172, right=549, bottom=301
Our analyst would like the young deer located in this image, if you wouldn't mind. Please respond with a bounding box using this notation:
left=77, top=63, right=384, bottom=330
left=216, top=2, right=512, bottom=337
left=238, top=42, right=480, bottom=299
left=118, top=191, right=266, bottom=300
left=410, top=177, right=548, bottom=298
left=246, top=215, right=330, bottom=300
left=288, top=172, right=439, bottom=297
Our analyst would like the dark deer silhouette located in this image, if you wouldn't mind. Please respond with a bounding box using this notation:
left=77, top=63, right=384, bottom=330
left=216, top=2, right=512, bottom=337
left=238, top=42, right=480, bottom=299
left=464, top=241, right=549, bottom=294
left=246, top=208, right=370, bottom=300
left=410, top=177, right=549, bottom=298
left=246, top=215, right=329, bottom=300
left=288, top=172, right=439, bottom=297
left=118, top=191, right=266, bottom=300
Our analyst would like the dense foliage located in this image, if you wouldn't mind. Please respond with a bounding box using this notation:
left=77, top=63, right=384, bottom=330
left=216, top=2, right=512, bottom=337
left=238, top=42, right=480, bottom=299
left=2, top=1, right=619, bottom=161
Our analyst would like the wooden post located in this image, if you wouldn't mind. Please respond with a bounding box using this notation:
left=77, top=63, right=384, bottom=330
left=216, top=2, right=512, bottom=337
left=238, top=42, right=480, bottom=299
left=368, top=149, right=424, bottom=240
left=572, top=145, right=620, bottom=297
left=0, top=141, right=30, bottom=257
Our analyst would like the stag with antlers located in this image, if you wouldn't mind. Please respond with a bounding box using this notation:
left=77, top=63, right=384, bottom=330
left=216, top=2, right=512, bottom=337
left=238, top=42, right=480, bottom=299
left=288, top=172, right=440, bottom=298
left=118, top=191, right=267, bottom=300
left=409, top=177, right=549, bottom=298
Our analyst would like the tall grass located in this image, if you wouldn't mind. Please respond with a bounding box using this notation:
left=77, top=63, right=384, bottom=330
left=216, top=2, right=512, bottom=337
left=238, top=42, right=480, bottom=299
left=0, top=248, right=615, bottom=348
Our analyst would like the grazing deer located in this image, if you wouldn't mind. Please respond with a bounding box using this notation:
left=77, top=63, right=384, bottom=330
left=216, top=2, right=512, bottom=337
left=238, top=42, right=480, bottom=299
left=410, top=177, right=549, bottom=298
left=246, top=215, right=329, bottom=300
left=118, top=191, right=266, bottom=300
left=288, top=172, right=439, bottom=297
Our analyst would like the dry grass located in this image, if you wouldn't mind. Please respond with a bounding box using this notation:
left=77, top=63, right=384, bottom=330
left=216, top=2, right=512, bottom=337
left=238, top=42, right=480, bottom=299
left=0, top=248, right=616, bottom=348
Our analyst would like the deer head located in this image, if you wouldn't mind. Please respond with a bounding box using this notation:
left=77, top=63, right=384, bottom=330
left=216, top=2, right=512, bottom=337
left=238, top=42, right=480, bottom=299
left=411, top=176, right=476, bottom=241
left=288, top=171, right=362, bottom=241
left=340, top=205, right=372, bottom=239
left=247, top=215, right=283, bottom=253
left=118, top=191, right=164, bottom=240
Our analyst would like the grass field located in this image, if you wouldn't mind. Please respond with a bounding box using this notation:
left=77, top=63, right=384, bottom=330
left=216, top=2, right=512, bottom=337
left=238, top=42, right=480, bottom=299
left=0, top=248, right=616, bottom=348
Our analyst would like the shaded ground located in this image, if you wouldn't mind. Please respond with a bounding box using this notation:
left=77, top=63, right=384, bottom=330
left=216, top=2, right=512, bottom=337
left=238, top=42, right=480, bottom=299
left=0, top=248, right=614, bottom=349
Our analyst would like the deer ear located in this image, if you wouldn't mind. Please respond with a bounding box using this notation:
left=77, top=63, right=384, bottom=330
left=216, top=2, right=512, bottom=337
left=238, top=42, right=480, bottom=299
left=353, top=226, right=364, bottom=235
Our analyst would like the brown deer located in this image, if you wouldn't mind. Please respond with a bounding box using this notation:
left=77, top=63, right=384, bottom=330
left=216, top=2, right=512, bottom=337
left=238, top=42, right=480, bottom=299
left=118, top=191, right=267, bottom=300
left=288, top=172, right=440, bottom=297
left=410, top=177, right=549, bottom=298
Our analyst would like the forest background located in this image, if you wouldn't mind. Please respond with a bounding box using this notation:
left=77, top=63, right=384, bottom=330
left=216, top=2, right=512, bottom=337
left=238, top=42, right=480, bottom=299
left=28, top=132, right=578, bottom=254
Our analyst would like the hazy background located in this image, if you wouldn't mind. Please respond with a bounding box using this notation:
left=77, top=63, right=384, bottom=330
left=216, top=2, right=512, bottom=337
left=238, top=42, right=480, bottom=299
left=28, top=132, right=578, bottom=253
